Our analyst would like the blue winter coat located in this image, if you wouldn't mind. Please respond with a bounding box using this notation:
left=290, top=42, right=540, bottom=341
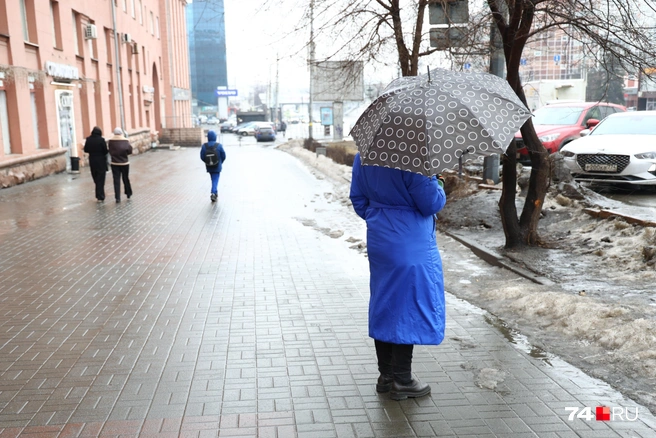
left=200, top=130, right=226, bottom=174
left=350, top=153, right=447, bottom=345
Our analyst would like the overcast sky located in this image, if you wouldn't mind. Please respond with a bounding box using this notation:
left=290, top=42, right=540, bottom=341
left=222, top=0, right=311, bottom=104
left=192, top=0, right=428, bottom=106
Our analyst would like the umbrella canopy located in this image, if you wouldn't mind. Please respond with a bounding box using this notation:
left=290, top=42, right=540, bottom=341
left=350, top=68, right=531, bottom=177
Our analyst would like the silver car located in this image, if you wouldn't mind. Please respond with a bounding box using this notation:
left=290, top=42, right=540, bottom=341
left=560, top=111, right=656, bottom=185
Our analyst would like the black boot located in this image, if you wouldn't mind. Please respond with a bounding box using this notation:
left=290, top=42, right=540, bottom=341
left=390, top=378, right=431, bottom=400
left=376, top=374, right=393, bottom=393
left=374, top=340, right=394, bottom=393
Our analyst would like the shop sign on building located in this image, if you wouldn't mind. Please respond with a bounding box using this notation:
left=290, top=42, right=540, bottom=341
left=45, top=62, right=79, bottom=81
left=173, top=87, right=191, bottom=101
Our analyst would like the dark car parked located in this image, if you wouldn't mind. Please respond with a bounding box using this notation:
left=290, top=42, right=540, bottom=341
left=220, top=121, right=235, bottom=133
left=254, top=125, right=276, bottom=142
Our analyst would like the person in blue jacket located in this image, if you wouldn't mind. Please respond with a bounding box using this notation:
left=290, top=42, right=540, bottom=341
left=200, top=130, right=226, bottom=202
left=349, top=152, right=447, bottom=401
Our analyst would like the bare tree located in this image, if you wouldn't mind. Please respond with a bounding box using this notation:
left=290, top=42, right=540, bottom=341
left=300, top=0, right=656, bottom=247
left=487, top=0, right=656, bottom=247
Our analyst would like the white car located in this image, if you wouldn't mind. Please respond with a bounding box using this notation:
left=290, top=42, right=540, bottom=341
left=560, top=111, right=656, bottom=185
left=236, top=121, right=275, bottom=136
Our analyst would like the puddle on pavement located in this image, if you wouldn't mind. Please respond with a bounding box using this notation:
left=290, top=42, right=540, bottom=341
left=449, top=294, right=554, bottom=365
left=483, top=314, right=554, bottom=366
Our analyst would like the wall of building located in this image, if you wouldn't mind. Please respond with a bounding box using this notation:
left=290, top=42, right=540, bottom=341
left=0, top=0, right=192, bottom=189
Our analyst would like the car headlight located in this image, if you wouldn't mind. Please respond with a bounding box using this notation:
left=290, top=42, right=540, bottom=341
left=539, top=133, right=561, bottom=143
left=634, top=151, right=656, bottom=160
left=561, top=150, right=575, bottom=158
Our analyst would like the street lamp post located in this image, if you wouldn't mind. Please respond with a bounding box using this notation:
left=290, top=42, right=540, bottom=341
left=308, top=0, right=314, bottom=140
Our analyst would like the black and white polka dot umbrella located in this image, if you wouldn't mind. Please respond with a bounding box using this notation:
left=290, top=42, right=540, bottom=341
left=350, top=68, right=531, bottom=177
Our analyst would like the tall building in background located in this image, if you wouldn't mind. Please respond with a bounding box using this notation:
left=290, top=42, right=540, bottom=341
left=186, top=0, right=228, bottom=115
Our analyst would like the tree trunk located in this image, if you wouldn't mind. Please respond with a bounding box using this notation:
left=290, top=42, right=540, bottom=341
left=517, top=119, right=551, bottom=245
left=498, top=1, right=550, bottom=247
left=499, top=141, right=523, bottom=248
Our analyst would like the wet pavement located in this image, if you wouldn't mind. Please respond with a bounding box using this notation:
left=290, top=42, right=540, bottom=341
left=0, top=140, right=655, bottom=437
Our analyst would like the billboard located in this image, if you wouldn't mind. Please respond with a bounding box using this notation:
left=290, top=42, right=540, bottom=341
left=311, top=61, right=364, bottom=102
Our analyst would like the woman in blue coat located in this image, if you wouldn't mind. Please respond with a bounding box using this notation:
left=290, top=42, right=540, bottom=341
left=200, top=130, right=226, bottom=202
left=349, top=152, right=446, bottom=400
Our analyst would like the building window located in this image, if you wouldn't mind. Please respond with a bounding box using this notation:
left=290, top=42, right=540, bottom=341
left=0, top=0, right=10, bottom=35
left=0, top=90, right=10, bottom=155
left=149, top=11, right=154, bottom=35
left=20, top=0, right=28, bottom=40
left=30, top=91, right=39, bottom=147
left=105, top=28, right=113, bottom=64
left=138, top=0, right=142, bottom=24
left=122, top=0, right=127, bottom=12
left=130, top=0, right=135, bottom=18
left=50, top=1, right=62, bottom=49
left=72, top=12, right=82, bottom=56
left=19, top=0, right=37, bottom=43
left=87, top=21, right=97, bottom=59
left=156, top=16, right=159, bottom=39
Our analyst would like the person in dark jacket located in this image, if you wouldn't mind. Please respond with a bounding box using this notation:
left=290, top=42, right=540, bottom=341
left=83, top=127, right=108, bottom=202
left=108, top=127, right=133, bottom=203
left=200, top=130, right=226, bottom=202
left=349, top=152, right=447, bottom=401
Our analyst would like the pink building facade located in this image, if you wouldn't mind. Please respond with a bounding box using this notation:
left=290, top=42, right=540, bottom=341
left=0, top=0, right=192, bottom=187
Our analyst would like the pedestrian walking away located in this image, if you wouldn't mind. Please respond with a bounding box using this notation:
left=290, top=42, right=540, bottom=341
left=350, top=152, right=447, bottom=401
left=200, top=130, right=226, bottom=202
left=280, top=120, right=287, bottom=137
left=108, top=127, right=133, bottom=203
left=83, top=126, right=108, bottom=202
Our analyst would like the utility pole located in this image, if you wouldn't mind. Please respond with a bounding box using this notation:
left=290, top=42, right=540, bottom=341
left=308, top=0, right=314, bottom=139
left=110, top=0, right=126, bottom=132
left=489, top=0, right=507, bottom=78
left=275, top=55, right=279, bottom=125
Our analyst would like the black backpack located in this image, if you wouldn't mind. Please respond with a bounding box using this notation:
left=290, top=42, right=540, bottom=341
left=204, top=143, right=219, bottom=166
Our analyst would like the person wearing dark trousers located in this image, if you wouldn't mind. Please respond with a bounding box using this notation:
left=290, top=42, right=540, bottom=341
left=200, top=130, right=226, bottom=202
left=108, top=127, right=133, bottom=203
left=83, top=126, right=108, bottom=202
left=350, top=152, right=447, bottom=400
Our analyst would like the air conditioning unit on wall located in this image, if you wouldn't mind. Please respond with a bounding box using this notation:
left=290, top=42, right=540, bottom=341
left=121, top=33, right=131, bottom=43
left=84, top=24, right=97, bottom=40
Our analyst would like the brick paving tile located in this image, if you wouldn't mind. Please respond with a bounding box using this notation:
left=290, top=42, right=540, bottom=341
left=0, top=145, right=655, bottom=437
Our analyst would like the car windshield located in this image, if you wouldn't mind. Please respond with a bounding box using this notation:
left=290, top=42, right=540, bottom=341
left=531, top=106, right=585, bottom=125
left=590, top=114, right=656, bottom=135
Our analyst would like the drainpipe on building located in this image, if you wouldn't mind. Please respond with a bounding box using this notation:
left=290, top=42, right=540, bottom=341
left=110, top=0, right=126, bottom=133
left=165, top=0, right=176, bottom=128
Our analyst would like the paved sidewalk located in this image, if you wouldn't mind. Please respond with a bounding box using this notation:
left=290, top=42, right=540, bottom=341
left=0, top=144, right=654, bottom=437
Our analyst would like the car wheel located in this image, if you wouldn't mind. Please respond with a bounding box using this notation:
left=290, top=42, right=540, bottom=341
left=240, top=132, right=248, bottom=136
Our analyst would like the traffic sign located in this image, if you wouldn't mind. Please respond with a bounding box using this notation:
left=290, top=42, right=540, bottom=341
left=216, top=89, right=238, bottom=97
left=520, top=58, right=527, bottom=66
left=464, top=63, right=471, bottom=70
left=554, top=54, right=561, bottom=63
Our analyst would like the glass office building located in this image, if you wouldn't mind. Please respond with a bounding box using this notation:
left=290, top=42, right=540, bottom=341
left=186, top=0, right=229, bottom=109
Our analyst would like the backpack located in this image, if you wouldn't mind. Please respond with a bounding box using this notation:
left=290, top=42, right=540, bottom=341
left=204, top=143, right=219, bottom=166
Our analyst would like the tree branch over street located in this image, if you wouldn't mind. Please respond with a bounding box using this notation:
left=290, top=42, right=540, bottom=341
left=292, top=0, right=656, bottom=247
